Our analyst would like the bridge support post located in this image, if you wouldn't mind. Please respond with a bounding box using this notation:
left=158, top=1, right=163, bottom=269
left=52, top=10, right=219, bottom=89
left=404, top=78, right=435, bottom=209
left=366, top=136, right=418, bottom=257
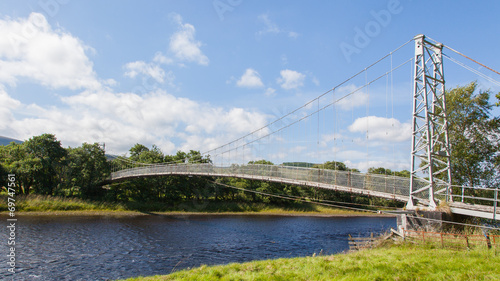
left=397, top=210, right=457, bottom=234
left=408, top=34, right=452, bottom=210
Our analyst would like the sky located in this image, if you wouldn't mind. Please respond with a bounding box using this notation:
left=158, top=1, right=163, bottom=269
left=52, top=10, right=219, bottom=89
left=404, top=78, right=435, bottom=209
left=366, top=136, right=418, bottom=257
left=0, top=0, right=499, bottom=171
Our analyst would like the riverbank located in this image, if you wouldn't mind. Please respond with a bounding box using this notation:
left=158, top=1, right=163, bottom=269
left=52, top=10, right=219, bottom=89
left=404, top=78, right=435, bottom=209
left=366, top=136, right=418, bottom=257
left=0, top=194, right=393, bottom=217
left=1, top=209, right=394, bottom=217
left=121, top=242, right=500, bottom=281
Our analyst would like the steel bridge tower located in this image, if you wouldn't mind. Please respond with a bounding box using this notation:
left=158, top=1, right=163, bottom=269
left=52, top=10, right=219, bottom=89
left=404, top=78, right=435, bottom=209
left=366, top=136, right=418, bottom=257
left=408, top=34, right=452, bottom=210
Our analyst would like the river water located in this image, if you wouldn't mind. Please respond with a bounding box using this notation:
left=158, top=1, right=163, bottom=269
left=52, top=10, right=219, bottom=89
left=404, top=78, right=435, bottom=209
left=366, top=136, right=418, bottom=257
left=1, top=214, right=396, bottom=280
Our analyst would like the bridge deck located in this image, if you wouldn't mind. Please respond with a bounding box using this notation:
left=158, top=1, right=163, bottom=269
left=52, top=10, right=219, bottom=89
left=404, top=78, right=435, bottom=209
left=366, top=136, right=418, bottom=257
left=110, top=163, right=498, bottom=220
left=449, top=202, right=500, bottom=220
left=110, top=163, right=415, bottom=201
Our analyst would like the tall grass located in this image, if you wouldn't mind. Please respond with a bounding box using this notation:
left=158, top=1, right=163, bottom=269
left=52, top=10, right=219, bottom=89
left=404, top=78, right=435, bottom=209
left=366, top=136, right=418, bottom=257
left=0, top=195, right=126, bottom=212
left=0, top=195, right=367, bottom=215
left=121, top=242, right=500, bottom=281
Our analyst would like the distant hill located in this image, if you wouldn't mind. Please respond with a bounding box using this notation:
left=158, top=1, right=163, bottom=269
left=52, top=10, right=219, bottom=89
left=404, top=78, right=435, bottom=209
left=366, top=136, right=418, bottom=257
left=0, top=136, right=23, bottom=146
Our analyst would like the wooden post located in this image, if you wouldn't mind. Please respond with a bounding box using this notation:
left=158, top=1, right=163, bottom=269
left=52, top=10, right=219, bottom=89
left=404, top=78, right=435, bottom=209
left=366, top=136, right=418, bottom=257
left=485, top=234, right=492, bottom=249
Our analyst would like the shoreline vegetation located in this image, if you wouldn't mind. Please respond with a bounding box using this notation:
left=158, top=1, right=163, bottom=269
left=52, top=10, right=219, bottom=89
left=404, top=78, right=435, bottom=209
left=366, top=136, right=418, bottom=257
left=119, top=242, right=500, bottom=281
left=0, top=194, right=393, bottom=217
left=0, top=134, right=405, bottom=221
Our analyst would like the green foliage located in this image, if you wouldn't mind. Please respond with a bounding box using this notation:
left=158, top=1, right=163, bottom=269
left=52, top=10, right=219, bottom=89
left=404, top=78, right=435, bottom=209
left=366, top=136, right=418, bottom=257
left=0, top=194, right=125, bottom=212
left=313, top=160, right=349, bottom=171
left=0, top=134, right=109, bottom=199
left=0, top=134, right=67, bottom=195
left=24, top=134, right=67, bottom=195
left=130, top=144, right=164, bottom=163
left=120, top=243, right=500, bottom=281
left=368, top=167, right=410, bottom=178
left=66, top=143, right=110, bottom=199
left=0, top=143, right=36, bottom=194
left=445, top=82, right=500, bottom=187
left=0, top=136, right=401, bottom=212
left=248, top=159, right=274, bottom=165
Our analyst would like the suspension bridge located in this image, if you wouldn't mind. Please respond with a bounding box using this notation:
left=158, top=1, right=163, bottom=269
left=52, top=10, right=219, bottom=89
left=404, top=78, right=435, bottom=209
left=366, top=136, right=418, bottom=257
left=109, top=35, right=500, bottom=221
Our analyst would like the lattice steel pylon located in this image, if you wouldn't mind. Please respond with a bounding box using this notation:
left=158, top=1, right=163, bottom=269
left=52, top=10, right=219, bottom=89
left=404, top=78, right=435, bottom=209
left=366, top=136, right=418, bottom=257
left=407, top=34, right=452, bottom=210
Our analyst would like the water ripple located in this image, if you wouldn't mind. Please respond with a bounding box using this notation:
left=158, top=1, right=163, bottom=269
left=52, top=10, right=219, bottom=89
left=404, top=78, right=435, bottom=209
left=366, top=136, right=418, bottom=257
left=0, top=215, right=395, bottom=280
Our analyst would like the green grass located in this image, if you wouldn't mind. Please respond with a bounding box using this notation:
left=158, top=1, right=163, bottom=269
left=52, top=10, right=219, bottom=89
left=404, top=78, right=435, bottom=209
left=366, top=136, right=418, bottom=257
left=121, top=243, right=500, bottom=281
left=0, top=194, right=127, bottom=212
left=0, top=195, right=371, bottom=216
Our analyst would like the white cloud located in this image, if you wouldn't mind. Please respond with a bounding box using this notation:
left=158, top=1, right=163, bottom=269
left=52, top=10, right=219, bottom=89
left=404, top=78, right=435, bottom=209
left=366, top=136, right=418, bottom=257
left=277, top=69, right=305, bottom=90
left=280, top=54, right=288, bottom=65
left=334, top=84, right=368, bottom=110
left=269, top=152, right=287, bottom=160
left=0, top=13, right=101, bottom=90
left=1, top=88, right=269, bottom=155
left=169, top=14, right=209, bottom=66
left=0, top=87, right=20, bottom=130
left=288, top=31, right=299, bottom=39
left=311, top=76, right=320, bottom=86
left=256, top=14, right=299, bottom=39
left=153, top=52, right=174, bottom=65
left=348, top=116, right=411, bottom=142
left=319, top=133, right=345, bottom=148
left=290, top=145, right=307, bottom=153
left=0, top=13, right=271, bottom=156
left=264, top=87, right=276, bottom=97
left=236, top=68, right=264, bottom=88
left=257, top=14, right=280, bottom=36
left=124, top=60, right=167, bottom=83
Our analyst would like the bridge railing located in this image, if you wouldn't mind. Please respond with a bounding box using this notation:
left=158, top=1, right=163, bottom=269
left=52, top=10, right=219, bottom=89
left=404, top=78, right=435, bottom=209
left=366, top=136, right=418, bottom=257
left=110, top=163, right=428, bottom=200
left=450, top=185, right=500, bottom=208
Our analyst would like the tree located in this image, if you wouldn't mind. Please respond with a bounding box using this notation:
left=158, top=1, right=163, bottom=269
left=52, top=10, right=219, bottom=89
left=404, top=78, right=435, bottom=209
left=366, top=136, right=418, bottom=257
left=129, top=144, right=165, bottom=164
left=248, top=159, right=274, bottom=165
left=313, top=161, right=354, bottom=171
left=444, top=82, right=500, bottom=188
left=367, top=167, right=410, bottom=178
left=165, top=151, right=187, bottom=163
left=0, top=134, right=67, bottom=195
left=67, top=143, right=110, bottom=198
left=0, top=143, right=37, bottom=194
left=368, top=167, right=392, bottom=175
left=129, top=143, right=149, bottom=160
left=187, top=150, right=211, bottom=164
left=24, top=134, right=67, bottom=195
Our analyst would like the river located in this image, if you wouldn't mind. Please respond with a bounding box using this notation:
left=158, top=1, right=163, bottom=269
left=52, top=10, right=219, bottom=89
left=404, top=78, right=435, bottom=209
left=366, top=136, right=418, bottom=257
left=0, top=214, right=396, bottom=280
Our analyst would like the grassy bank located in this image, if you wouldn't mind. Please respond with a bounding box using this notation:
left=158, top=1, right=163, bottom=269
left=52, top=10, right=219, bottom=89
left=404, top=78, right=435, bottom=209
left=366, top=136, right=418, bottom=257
left=0, top=194, right=126, bottom=212
left=121, top=243, right=500, bottom=281
left=0, top=195, right=376, bottom=216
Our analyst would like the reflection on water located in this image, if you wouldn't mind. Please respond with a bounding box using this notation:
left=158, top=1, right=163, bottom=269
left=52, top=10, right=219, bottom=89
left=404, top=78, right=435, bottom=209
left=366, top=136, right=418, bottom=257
left=0, top=214, right=395, bottom=280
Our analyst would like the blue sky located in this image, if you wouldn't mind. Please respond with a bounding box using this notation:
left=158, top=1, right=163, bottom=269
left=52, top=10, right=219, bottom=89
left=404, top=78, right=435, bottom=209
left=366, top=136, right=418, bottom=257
left=0, top=0, right=499, bottom=171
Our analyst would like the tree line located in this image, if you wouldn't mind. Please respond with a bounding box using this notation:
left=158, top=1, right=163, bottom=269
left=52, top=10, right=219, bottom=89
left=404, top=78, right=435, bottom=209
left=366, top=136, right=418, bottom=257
left=0, top=82, right=498, bottom=208
left=0, top=135, right=405, bottom=208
